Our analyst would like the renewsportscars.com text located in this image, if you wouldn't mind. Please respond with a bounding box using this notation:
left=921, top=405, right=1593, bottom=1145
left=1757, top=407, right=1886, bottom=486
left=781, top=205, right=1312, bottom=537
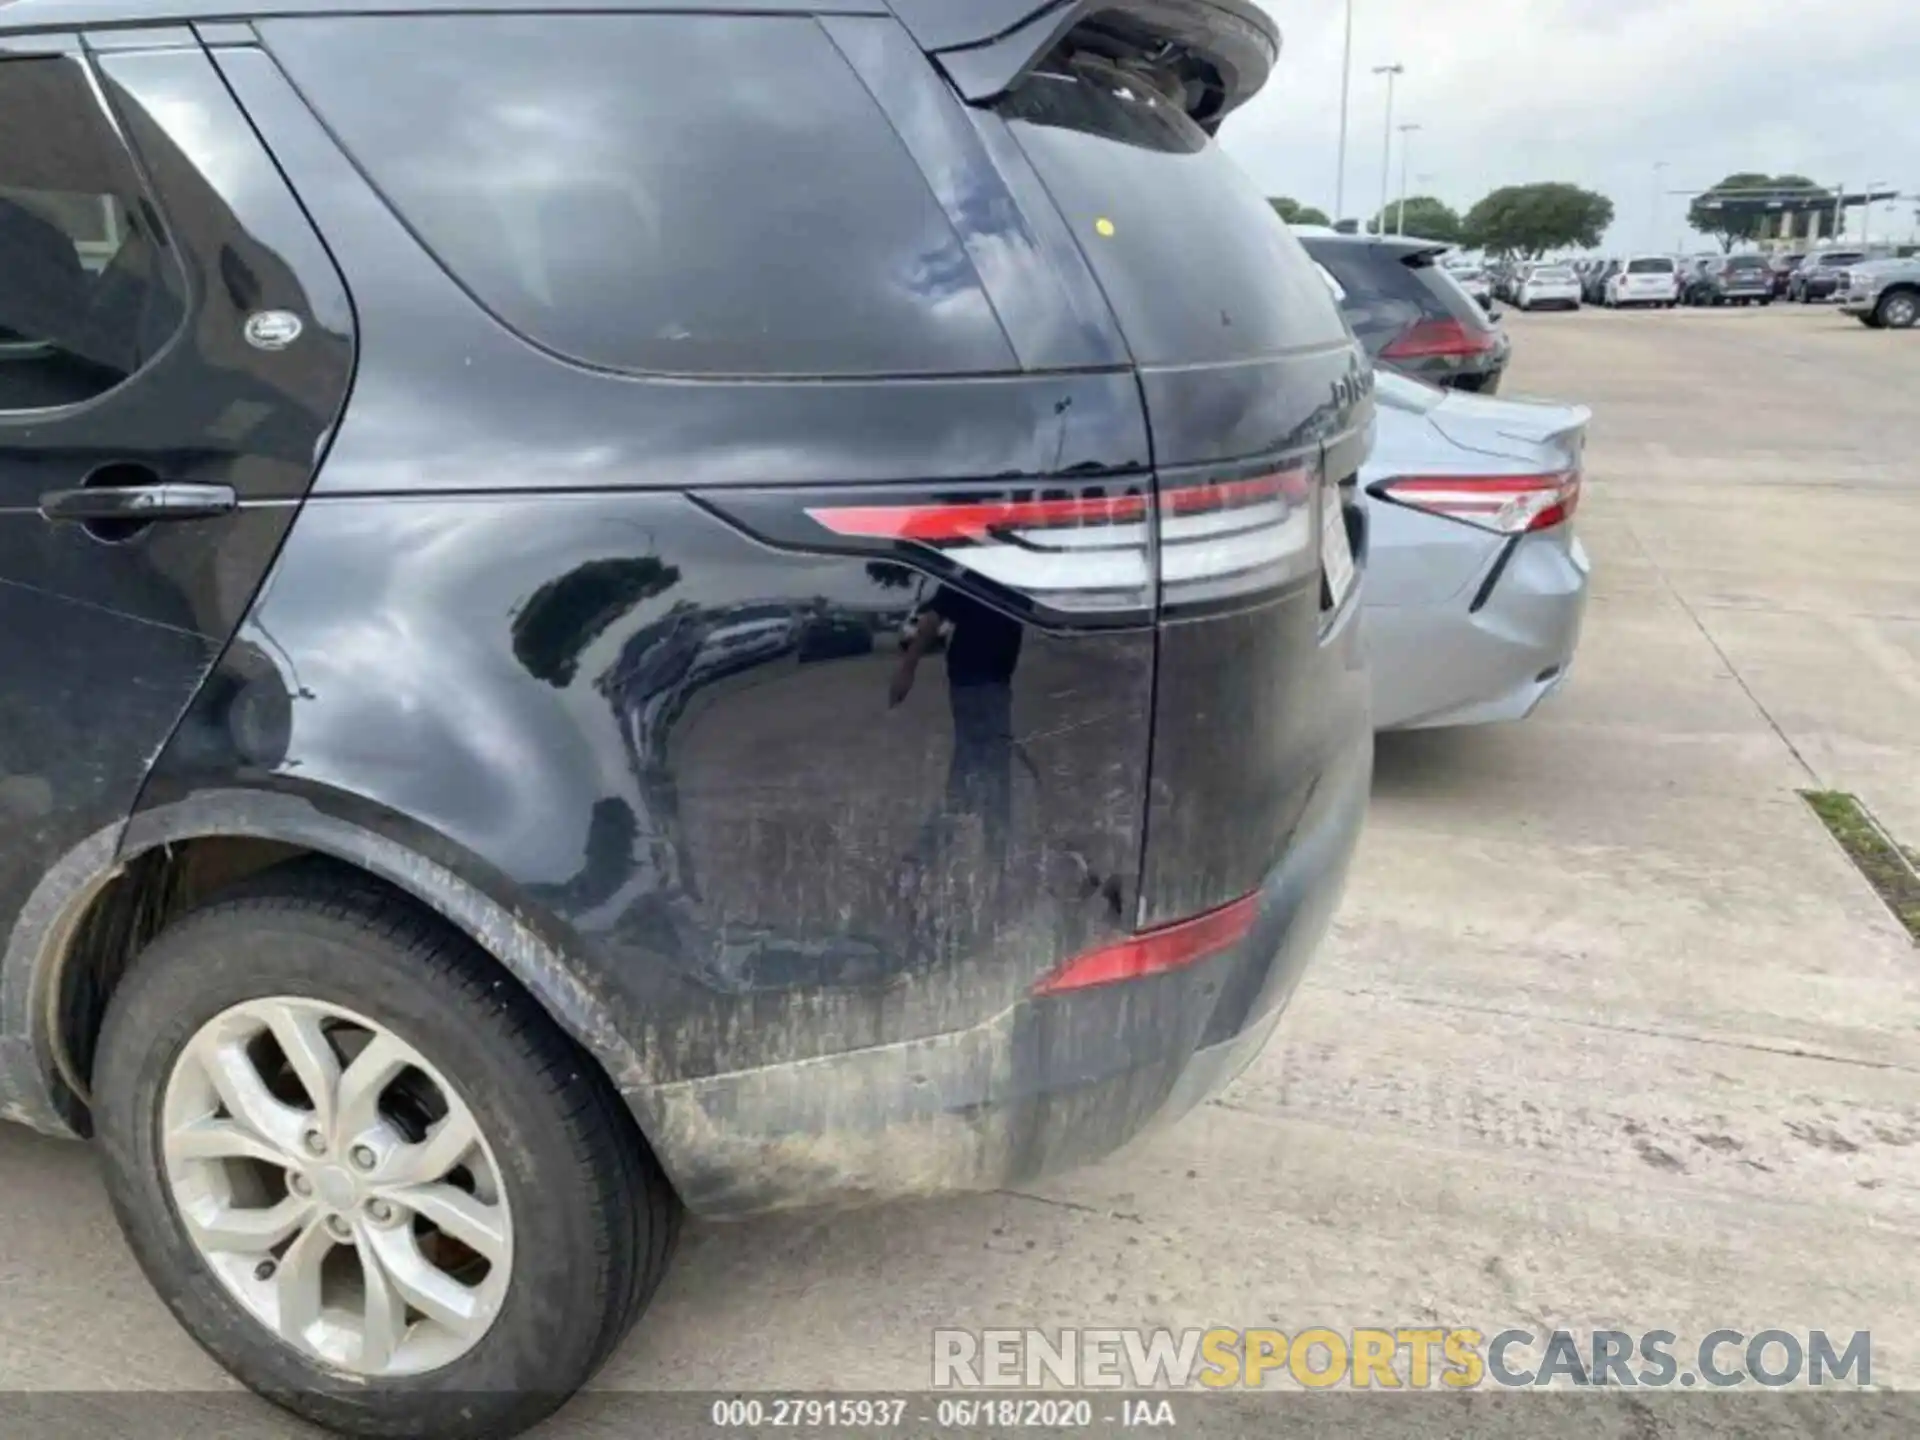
left=932, top=1327, right=1872, bottom=1390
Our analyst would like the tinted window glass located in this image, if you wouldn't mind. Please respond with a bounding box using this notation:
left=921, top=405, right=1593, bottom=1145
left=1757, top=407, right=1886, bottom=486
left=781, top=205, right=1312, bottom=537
left=264, top=15, right=1015, bottom=377
left=1627, top=258, right=1674, bottom=274
left=1302, top=239, right=1490, bottom=359
left=0, top=56, right=184, bottom=411
left=999, top=63, right=1347, bottom=366
left=1725, top=256, right=1769, bottom=270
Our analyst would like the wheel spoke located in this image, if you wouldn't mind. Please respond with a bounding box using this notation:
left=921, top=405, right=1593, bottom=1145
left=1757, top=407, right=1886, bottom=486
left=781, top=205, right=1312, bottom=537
left=356, top=1230, right=411, bottom=1373
left=333, top=1032, right=409, bottom=1142
left=273, top=1214, right=333, bottom=1336
left=363, top=1225, right=486, bottom=1335
left=388, top=1183, right=509, bottom=1265
left=166, top=1116, right=291, bottom=1167
left=194, top=1031, right=308, bottom=1155
left=259, top=1001, right=340, bottom=1135
left=385, top=1103, right=480, bottom=1186
left=183, top=1193, right=315, bottom=1254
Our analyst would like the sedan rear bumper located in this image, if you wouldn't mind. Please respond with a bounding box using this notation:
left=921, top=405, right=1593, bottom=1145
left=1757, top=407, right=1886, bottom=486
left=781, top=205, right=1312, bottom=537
left=639, top=731, right=1372, bottom=1217
left=1369, top=531, right=1590, bottom=731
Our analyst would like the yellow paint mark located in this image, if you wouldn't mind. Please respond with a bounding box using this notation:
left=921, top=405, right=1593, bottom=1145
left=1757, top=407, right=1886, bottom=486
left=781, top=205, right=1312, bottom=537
left=1094, top=217, right=1116, bottom=237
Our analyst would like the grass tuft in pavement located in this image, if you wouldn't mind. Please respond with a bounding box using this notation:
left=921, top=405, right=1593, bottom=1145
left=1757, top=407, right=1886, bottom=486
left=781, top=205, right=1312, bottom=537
left=1801, top=790, right=1920, bottom=945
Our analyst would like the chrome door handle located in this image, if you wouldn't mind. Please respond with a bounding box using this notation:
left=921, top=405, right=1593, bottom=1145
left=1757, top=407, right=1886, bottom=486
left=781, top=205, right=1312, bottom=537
left=39, top=481, right=237, bottom=524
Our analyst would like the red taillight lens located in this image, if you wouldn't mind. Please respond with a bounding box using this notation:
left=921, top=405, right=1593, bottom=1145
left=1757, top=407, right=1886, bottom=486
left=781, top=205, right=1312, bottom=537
left=1382, top=318, right=1496, bottom=360
left=800, top=469, right=1318, bottom=617
left=1032, top=893, right=1260, bottom=996
left=1376, top=470, right=1582, bottom=535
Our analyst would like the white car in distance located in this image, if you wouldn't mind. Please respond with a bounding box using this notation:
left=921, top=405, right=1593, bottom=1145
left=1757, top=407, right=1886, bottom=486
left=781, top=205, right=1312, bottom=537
left=1516, top=263, right=1582, bottom=311
left=1606, top=255, right=1680, bottom=309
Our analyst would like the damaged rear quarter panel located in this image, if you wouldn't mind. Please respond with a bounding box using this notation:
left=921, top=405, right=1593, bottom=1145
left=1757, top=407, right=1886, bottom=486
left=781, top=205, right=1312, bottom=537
left=132, top=491, right=1157, bottom=1199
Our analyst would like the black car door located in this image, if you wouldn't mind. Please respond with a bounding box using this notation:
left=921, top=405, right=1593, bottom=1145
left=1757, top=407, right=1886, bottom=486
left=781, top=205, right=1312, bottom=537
left=0, top=34, right=351, bottom=959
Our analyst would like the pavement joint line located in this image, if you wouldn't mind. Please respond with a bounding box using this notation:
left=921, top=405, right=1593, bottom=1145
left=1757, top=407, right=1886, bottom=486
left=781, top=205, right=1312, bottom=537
left=998, top=1190, right=1143, bottom=1223
left=1325, top=988, right=1920, bottom=1076
left=1615, top=505, right=1820, bottom=786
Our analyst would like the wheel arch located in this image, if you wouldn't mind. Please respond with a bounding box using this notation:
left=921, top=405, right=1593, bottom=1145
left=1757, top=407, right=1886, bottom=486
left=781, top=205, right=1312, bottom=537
left=0, top=788, right=662, bottom=1157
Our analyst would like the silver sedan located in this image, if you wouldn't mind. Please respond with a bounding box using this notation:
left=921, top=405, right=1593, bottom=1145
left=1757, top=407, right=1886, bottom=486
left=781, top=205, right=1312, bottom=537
left=1363, top=371, right=1592, bottom=731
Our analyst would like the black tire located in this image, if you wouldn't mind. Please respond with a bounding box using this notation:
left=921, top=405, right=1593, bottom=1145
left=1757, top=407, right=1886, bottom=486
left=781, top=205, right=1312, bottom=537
left=93, top=859, right=679, bottom=1440
left=1876, top=290, right=1920, bottom=330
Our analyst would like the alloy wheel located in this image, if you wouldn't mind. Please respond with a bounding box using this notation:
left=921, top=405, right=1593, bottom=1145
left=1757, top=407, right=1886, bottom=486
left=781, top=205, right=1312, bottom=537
left=161, top=998, right=514, bottom=1377
left=1881, top=294, right=1918, bottom=329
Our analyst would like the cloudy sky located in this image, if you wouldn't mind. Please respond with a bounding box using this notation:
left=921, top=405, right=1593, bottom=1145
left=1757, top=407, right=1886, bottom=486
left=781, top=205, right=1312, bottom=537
left=1217, top=0, right=1920, bottom=250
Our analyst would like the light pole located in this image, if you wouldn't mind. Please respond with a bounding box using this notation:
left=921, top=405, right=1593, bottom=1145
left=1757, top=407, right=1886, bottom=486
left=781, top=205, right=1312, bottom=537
left=1649, top=161, right=1668, bottom=250
left=1863, top=181, right=1887, bottom=247
left=1374, top=63, right=1404, bottom=236
left=1333, top=0, right=1355, bottom=225
left=1396, top=122, right=1422, bottom=235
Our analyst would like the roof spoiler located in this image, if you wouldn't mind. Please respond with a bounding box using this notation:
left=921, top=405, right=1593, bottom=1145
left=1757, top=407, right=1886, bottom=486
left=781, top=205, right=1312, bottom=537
left=887, top=0, right=1280, bottom=133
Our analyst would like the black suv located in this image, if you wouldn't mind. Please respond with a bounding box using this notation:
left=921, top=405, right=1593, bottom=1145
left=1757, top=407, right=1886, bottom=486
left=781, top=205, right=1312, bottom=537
left=1299, top=231, right=1512, bottom=392
left=0, top=3, right=1372, bottom=1436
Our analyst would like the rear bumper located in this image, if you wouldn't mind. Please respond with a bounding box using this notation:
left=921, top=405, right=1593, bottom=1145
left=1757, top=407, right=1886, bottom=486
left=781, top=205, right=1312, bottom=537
left=1394, top=352, right=1507, bottom=395
left=1368, top=531, right=1590, bottom=731
left=636, top=730, right=1372, bottom=1218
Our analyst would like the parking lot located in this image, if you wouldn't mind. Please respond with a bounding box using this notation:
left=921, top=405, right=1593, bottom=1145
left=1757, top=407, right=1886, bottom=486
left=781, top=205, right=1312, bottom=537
left=2, top=304, right=1917, bottom=1419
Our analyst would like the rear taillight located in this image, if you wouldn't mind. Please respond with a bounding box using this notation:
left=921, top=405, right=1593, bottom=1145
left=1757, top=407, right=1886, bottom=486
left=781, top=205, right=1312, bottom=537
left=1382, top=318, right=1496, bottom=360
left=1375, top=470, right=1581, bottom=535
left=794, top=468, right=1317, bottom=618
left=1032, top=892, right=1259, bottom=995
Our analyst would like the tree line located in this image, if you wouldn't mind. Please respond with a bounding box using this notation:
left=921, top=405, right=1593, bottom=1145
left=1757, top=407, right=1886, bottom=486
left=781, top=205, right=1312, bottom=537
left=1270, top=183, right=1614, bottom=257
left=1272, top=173, right=1857, bottom=257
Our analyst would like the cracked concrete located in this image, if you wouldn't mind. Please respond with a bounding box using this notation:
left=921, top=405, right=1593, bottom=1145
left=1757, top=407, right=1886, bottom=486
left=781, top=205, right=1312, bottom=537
left=0, top=306, right=1914, bottom=1427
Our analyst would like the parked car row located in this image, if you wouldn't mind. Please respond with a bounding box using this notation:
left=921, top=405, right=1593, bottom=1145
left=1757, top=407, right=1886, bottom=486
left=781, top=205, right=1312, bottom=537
left=1528, top=246, right=1919, bottom=323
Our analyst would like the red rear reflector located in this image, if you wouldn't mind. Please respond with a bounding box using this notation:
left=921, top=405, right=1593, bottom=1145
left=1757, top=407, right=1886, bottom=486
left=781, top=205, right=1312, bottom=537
left=1381, top=318, right=1496, bottom=360
left=1378, top=471, right=1582, bottom=535
left=1032, top=893, right=1260, bottom=996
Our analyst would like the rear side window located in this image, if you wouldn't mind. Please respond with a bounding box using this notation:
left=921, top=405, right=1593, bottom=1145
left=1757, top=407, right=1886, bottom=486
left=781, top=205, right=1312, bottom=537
left=999, top=62, right=1348, bottom=366
left=263, top=15, right=1015, bottom=377
left=0, top=55, right=184, bottom=411
left=1303, top=241, right=1489, bottom=359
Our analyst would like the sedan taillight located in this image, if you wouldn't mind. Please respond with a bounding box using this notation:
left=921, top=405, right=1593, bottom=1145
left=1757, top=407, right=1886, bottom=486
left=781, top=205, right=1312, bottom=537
left=1375, top=470, right=1582, bottom=535
left=1382, top=318, right=1497, bottom=360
